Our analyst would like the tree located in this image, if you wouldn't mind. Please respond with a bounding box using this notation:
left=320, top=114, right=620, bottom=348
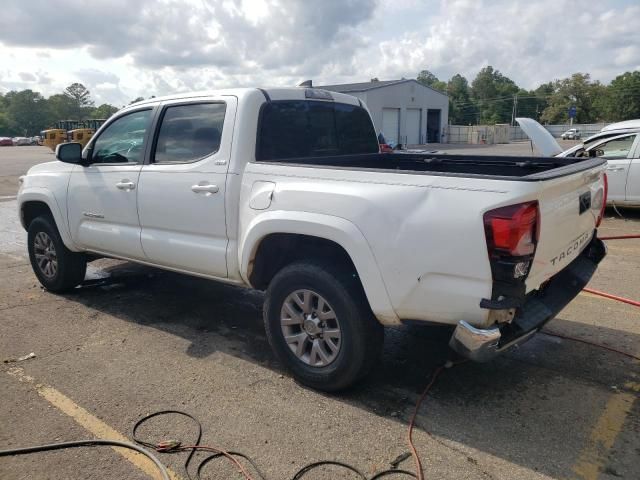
left=46, top=94, right=77, bottom=124
left=470, top=66, right=519, bottom=124
left=602, top=71, right=640, bottom=121
left=540, top=73, right=604, bottom=124
left=446, top=74, right=472, bottom=124
left=417, top=70, right=447, bottom=93
left=63, top=83, right=94, bottom=119
left=0, top=111, right=18, bottom=136
left=129, top=96, right=145, bottom=105
left=91, top=103, right=119, bottom=119
left=6, top=90, right=49, bottom=135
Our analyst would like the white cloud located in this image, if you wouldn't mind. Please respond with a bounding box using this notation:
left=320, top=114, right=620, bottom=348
left=0, top=0, right=638, bottom=104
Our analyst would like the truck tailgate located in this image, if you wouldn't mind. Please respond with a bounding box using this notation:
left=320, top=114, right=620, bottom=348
left=526, top=166, right=606, bottom=291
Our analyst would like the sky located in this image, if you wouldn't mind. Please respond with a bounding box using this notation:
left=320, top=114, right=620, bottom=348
left=0, top=0, right=638, bottom=106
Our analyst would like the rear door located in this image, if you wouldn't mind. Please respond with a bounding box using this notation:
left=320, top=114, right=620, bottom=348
left=137, top=97, right=236, bottom=277
left=625, top=140, right=640, bottom=204
left=585, top=133, right=639, bottom=203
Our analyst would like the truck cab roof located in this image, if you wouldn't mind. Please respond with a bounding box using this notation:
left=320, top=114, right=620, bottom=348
left=126, top=87, right=361, bottom=110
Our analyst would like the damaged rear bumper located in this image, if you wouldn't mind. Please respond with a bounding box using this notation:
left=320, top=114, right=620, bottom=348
left=449, top=236, right=607, bottom=362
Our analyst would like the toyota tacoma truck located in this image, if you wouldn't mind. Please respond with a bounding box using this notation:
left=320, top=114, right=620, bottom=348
left=18, top=87, right=607, bottom=391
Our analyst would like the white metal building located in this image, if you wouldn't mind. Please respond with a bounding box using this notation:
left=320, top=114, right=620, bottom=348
left=319, top=79, right=449, bottom=145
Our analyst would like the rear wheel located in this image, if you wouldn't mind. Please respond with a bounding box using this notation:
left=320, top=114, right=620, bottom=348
left=264, top=261, right=383, bottom=391
left=28, top=216, right=86, bottom=293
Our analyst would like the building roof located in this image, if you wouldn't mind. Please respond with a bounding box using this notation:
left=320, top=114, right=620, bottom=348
left=317, top=79, right=448, bottom=97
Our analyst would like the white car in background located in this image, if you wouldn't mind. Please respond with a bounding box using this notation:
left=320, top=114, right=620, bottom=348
left=517, top=118, right=640, bottom=206
left=13, top=137, right=32, bottom=146
left=560, top=128, right=581, bottom=140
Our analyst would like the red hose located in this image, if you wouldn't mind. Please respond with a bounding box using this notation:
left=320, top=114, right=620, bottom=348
left=599, top=234, right=640, bottom=240
left=542, top=330, right=640, bottom=361
left=582, top=287, right=640, bottom=308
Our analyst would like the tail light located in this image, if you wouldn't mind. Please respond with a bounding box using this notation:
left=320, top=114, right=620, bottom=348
left=484, top=201, right=540, bottom=258
left=595, top=173, right=607, bottom=228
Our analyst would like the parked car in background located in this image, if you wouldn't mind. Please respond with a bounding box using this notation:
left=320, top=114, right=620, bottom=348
left=518, top=117, right=640, bottom=206
left=0, top=137, right=14, bottom=146
left=13, top=137, right=32, bottom=146
left=561, top=128, right=581, bottom=140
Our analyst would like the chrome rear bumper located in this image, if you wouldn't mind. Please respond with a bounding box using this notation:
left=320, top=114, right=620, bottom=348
left=449, top=236, right=606, bottom=362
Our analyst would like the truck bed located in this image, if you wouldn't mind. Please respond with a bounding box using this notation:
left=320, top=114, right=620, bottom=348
left=259, top=153, right=606, bottom=180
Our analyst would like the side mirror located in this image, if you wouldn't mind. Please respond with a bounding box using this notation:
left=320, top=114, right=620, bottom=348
left=56, top=142, right=84, bottom=164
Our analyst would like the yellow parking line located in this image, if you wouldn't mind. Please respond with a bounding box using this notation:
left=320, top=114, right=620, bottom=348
left=572, top=382, right=639, bottom=480
left=6, top=367, right=181, bottom=480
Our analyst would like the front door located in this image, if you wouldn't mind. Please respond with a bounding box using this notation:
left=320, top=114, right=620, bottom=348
left=137, top=98, right=235, bottom=278
left=67, top=108, right=154, bottom=259
left=586, top=133, right=638, bottom=204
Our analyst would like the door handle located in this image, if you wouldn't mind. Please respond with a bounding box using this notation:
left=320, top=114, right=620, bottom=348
left=116, top=180, right=136, bottom=190
left=606, top=166, right=625, bottom=172
left=191, top=183, right=219, bottom=194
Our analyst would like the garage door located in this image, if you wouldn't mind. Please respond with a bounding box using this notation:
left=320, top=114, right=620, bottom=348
left=382, top=108, right=400, bottom=145
left=406, top=108, right=421, bottom=145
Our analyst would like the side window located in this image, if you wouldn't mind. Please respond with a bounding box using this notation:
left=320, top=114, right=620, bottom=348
left=91, top=109, right=152, bottom=164
left=257, top=101, right=378, bottom=161
left=590, top=135, right=637, bottom=159
left=153, top=103, right=226, bottom=163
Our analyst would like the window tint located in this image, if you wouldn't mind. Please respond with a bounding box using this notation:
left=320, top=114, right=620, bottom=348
left=153, top=103, right=226, bottom=163
left=257, top=101, right=378, bottom=161
left=91, top=110, right=152, bottom=164
left=591, top=134, right=636, bottom=159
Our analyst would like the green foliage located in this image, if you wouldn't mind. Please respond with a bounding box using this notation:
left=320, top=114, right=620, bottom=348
left=418, top=67, right=640, bottom=125
left=417, top=70, right=447, bottom=93
left=6, top=90, right=49, bottom=136
left=540, top=73, right=603, bottom=124
left=91, top=104, right=119, bottom=119
left=601, top=71, right=640, bottom=121
left=446, top=74, right=472, bottom=124
left=470, top=66, right=519, bottom=124
left=0, top=83, right=120, bottom=136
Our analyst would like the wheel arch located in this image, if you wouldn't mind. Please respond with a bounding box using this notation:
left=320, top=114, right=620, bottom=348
left=239, top=211, right=399, bottom=325
left=19, top=189, right=79, bottom=251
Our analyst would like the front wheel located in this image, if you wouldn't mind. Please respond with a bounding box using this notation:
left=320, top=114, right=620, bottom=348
left=27, top=216, right=87, bottom=293
left=264, top=262, right=383, bottom=391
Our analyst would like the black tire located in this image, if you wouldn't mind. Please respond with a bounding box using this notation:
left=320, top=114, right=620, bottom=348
left=27, top=215, right=87, bottom=293
left=264, top=261, right=384, bottom=391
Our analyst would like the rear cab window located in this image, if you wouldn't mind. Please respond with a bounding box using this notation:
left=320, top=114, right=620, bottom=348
left=153, top=102, right=226, bottom=163
left=257, top=100, right=378, bottom=161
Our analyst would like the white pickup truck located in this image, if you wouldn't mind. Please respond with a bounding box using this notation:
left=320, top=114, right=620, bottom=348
left=18, top=87, right=607, bottom=390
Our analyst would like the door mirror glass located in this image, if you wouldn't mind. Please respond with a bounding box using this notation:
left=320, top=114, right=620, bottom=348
left=55, top=142, right=83, bottom=164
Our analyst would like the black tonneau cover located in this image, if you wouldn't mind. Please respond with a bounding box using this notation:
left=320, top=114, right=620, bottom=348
left=257, top=153, right=606, bottom=181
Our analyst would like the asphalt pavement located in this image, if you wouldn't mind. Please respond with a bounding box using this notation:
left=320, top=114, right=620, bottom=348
left=0, top=144, right=638, bottom=480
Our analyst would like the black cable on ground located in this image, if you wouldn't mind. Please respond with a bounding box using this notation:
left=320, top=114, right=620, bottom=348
left=132, top=410, right=202, bottom=480
left=128, top=365, right=451, bottom=480
left=0, top=439, right=170, bottom=480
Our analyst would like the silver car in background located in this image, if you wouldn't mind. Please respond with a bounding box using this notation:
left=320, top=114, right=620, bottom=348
left=518, top=118, right=640, bottom=206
